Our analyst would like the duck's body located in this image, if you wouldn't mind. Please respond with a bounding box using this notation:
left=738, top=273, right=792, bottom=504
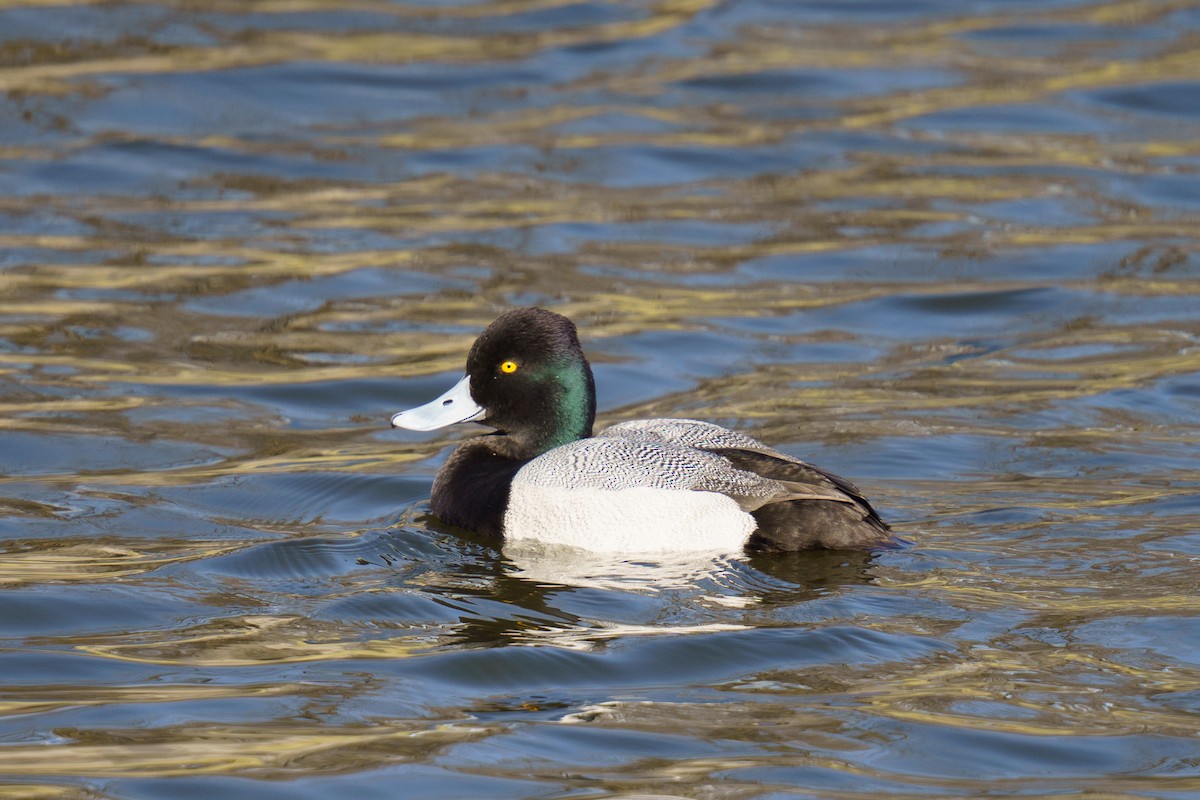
left=392, top=308, right=894, bottom=553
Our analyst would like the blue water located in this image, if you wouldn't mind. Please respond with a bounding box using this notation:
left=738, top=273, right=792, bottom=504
left=2, top=0, right=1200, bottom=798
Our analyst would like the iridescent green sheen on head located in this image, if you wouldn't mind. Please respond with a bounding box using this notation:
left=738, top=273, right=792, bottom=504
left=542, top=357, right=596, bottom=450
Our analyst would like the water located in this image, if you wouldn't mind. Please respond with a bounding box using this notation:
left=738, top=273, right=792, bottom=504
left=2, top=0, right=1200, bottom=797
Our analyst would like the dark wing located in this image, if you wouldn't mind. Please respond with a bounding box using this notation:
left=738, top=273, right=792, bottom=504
left=706, top=447, right=893, bottom=551
left=705, top=448, right=875, bottom=511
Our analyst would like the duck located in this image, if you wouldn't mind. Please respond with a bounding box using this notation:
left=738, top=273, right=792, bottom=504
left=390, top=307, right=895, bottom=553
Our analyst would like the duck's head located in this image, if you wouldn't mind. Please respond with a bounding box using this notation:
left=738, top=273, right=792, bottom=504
left=391, top=307, right=597, bottom=456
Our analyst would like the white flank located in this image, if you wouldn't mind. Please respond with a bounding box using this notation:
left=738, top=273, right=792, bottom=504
left=503, top=483, right=755, bottom=553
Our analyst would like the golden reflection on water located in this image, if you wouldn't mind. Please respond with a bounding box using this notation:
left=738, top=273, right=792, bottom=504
left=0, top=788, right=79, bottom=799
left=0, top=540, right=242, bottom=585
left=2, top=0, right=1200, bottom=794
left=0, top=720, right=492, bottom=778
left=75, top=614, right=431, bottom=666
left=0, top=0, right=710, bottom=95
left=0, top=682, right=301, bottom=718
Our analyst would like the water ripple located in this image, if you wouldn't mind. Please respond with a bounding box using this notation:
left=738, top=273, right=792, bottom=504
left=2, top=0, right=1200, bottom=796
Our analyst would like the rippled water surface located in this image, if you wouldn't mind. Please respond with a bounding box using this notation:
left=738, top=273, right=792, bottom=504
left=3, top=0, right=1200, bottom=797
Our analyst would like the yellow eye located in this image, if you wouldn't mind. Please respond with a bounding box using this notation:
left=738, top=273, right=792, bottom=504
left=500, top=360, right=519, bottom=374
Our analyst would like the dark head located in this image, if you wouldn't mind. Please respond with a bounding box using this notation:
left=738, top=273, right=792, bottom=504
left=391, top=307, right=597, bottom=457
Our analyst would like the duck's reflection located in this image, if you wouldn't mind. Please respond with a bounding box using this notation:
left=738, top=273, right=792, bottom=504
left=373, top=510, right=885, bottom=650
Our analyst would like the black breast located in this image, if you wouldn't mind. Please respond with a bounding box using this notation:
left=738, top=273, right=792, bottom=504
left=430, top=439, right=527, bottom=539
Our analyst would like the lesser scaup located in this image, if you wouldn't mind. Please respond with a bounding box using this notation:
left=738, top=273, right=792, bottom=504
left=391, top=307, right=895, bottom=552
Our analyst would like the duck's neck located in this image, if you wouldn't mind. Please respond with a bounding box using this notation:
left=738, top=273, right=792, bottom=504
left=513, top=359, right=595, bottom=457
left=480, top=359, right=596, bottom=459
left=548, top=358, right=595, bottom=448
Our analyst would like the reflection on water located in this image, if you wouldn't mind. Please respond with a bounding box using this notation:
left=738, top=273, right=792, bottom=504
left=3, top=0, right=1200, bottom=797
